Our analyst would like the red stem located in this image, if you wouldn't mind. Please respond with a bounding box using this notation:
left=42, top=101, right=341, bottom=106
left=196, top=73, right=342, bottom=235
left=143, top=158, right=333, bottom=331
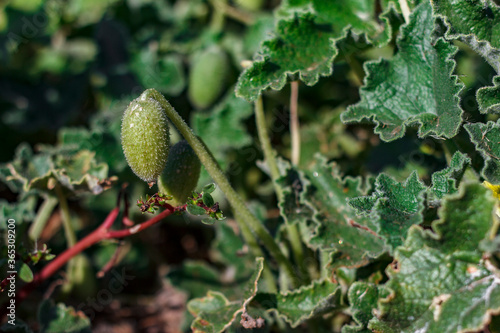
left=1, top=206, right=174, bottom=319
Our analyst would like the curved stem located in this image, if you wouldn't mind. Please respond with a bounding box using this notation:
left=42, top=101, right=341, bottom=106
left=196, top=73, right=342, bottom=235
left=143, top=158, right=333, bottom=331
left=55, top=184, right=77, bottom=247
left=6, top=207, right=174, bottom=315
left=255, top=96, right=307, bottom=284
left=290, top=81, right=301, bottom=166
left=210, top=0, right=227, bottom=33
left=142, top=89, right=297, bottom=287
left=29, top=195, right=58, bottom=241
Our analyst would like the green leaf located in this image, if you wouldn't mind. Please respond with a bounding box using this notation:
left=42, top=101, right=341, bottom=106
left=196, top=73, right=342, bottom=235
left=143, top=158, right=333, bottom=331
left=187, top=202, right=206, bottom=216
left=202, top=183, right=216, bottom=194
left=17, top=262, right=34, bottom=283
left=349, top=172, right=426, bottom=251
left=369, top=183, right=498, bottom=333
left=201, top=217, right=216, bottom=225
left=192, top=92, right=253, bottom=159
left=273, top=279, right=341, bottom=327
left=0, top=196, right=37, bottom=228
left=38, top=300, right=91, bottom=333
left=0, top=144, right=110, bottom=197
left=465, top=119, right=500, bottom=183
left=236, top=0, right=393, bottom=101
left=187, top=258, right=264, bottom=333
left=431, top=0, right=500, bottom=72
left=188, top=291, right=242, bottom=332
left=428, top=151, right=470, bottom=200
left=168, top=261, right=225, bottom=299
left=342, top=282, right=379, bottom=333
left=341, top=2, right=464, bottom=141
left=167, top=258, right=259, bottom=300
left=211, top=223, right=254, bottom=280
left=130, top=51, right=186, bottom=96
left=202, top=192, right=215, bottom=207
left=478, top=75, right=500, bottom=114
left=278, top=156, right=386, bottom=270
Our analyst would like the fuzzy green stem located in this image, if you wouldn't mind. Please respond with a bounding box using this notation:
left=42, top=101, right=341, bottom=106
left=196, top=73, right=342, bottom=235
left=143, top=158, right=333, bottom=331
left=55, top=184, right=77, bottom=247
left=141, top=89, right=297, bottom=286
left=255, top=96, right=307, bottom=283
left=29, top=195, right=58, bottom=241
left=320, top=250, right=331, bottom=279
left=210, top=0, right=227, bottom=33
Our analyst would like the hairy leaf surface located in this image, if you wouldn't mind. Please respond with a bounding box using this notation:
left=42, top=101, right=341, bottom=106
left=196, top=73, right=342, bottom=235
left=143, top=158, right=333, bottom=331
left=341, top=2, right=464, bottom=141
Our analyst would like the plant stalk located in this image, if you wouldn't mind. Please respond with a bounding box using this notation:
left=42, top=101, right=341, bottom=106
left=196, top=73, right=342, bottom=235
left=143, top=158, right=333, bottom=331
left=142, top=89, right=297, bottom=287
left=210, top=0, right=227, bottom=33
left=290, top=81, right=301, bottom=166
left=54, top=184, right=77, bottom=247
left=254, top=96, right=307, bottom=284
left=5, top=206, right=175, bottom=316
left=29, top=195, right=58, bottom=241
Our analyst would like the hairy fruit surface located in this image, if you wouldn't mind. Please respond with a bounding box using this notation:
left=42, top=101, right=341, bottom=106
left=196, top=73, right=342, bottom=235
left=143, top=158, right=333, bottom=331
left=158, top=140, right=201, bottom=206
left=121, top=95, right=170, bottom=183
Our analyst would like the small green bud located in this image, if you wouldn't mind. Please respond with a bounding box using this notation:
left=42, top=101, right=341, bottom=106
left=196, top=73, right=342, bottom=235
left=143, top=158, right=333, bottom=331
left=121, top=92, right=170, bottom=183
left=158, top=140, right=201, bottom=206
left=188, top=46, right=230, bottom=109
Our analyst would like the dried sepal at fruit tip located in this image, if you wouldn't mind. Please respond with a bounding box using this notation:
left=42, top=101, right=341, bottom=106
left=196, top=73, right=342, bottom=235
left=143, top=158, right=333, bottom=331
left=121, top=94, right=170, bottom=183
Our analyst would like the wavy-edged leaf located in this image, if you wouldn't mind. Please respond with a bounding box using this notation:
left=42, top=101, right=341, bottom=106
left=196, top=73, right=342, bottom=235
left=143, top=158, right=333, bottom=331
left=290, top=155, right=386, bottom=270
left=38, top=299, right=91, bottom=333
left=465, top=119, right=500, bottom=183
left=211, top=223, right=254, bottom=280
left=168, top=261, right=236, bottom=299
left=431, top=0, right=500, bottom=72
left=428, top=151, right=470, bottom=200
left=478, top=75, right=500, bottom=114
left=369, top=183, right=498, bottom=333
left=0, top=196, right=37, bottom=228
left=273, top=279, right=341, bottom=327
left=236, top=0, right=394, bottom=101
left=349, top=172, right=426, bottom=251
left=0, top=144, right=110, bottom=197
left=342, top=282, right=379, bottom=333
left=187, top=258, right=264, bottom=333
left=341, top=2, right=464, bottom=141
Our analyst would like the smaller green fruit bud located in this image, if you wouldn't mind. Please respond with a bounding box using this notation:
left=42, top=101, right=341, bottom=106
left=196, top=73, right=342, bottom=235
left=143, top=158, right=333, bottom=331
left=121, top=93, right=170, bottom=183
left=158, top=140, right=201, bottom=206
left=188, top=46, right=230, bottom=109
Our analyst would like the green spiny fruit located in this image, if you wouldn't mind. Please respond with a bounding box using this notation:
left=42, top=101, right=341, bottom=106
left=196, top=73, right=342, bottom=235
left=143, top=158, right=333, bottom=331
left=158, top=140, right=201, bottom=206
left=121, top=92, right=170, bottom=183
left=188, top=45, right=229, bottom=109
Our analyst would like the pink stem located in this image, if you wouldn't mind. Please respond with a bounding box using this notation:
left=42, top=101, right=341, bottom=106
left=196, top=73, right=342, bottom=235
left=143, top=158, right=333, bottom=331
left=1, top=206, right=174, bottom=318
